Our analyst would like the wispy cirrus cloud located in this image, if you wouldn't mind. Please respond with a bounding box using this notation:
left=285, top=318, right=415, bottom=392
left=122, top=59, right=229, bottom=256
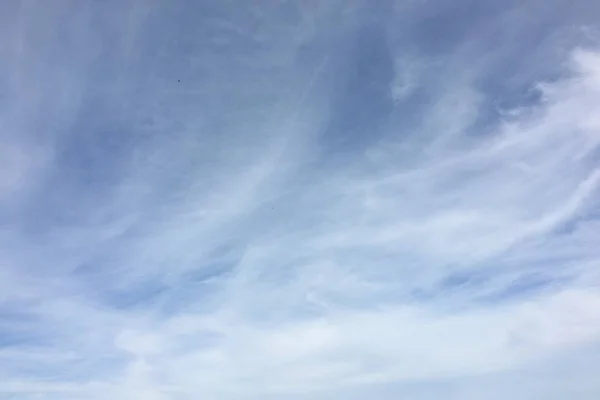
left=1, top=0, right=600, bottom=399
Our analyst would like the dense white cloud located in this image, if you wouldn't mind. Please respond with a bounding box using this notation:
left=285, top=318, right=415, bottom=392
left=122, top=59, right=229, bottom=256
left=1, top=1, right=600, bottom=399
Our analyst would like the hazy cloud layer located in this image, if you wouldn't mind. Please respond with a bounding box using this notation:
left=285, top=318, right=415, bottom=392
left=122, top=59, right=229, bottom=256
left=1, top=0, right=600, bottom=399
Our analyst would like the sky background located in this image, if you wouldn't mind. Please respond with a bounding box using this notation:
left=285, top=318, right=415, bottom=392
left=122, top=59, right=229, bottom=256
left=1, top=0, right=600, bottom=399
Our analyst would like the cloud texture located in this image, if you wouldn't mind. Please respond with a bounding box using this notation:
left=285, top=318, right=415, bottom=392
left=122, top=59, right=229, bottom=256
left=1, top=0, right=600, bottom=399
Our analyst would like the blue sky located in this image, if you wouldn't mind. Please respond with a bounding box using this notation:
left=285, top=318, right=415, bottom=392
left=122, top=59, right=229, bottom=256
left=1, top=0, right=600, bottom=399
